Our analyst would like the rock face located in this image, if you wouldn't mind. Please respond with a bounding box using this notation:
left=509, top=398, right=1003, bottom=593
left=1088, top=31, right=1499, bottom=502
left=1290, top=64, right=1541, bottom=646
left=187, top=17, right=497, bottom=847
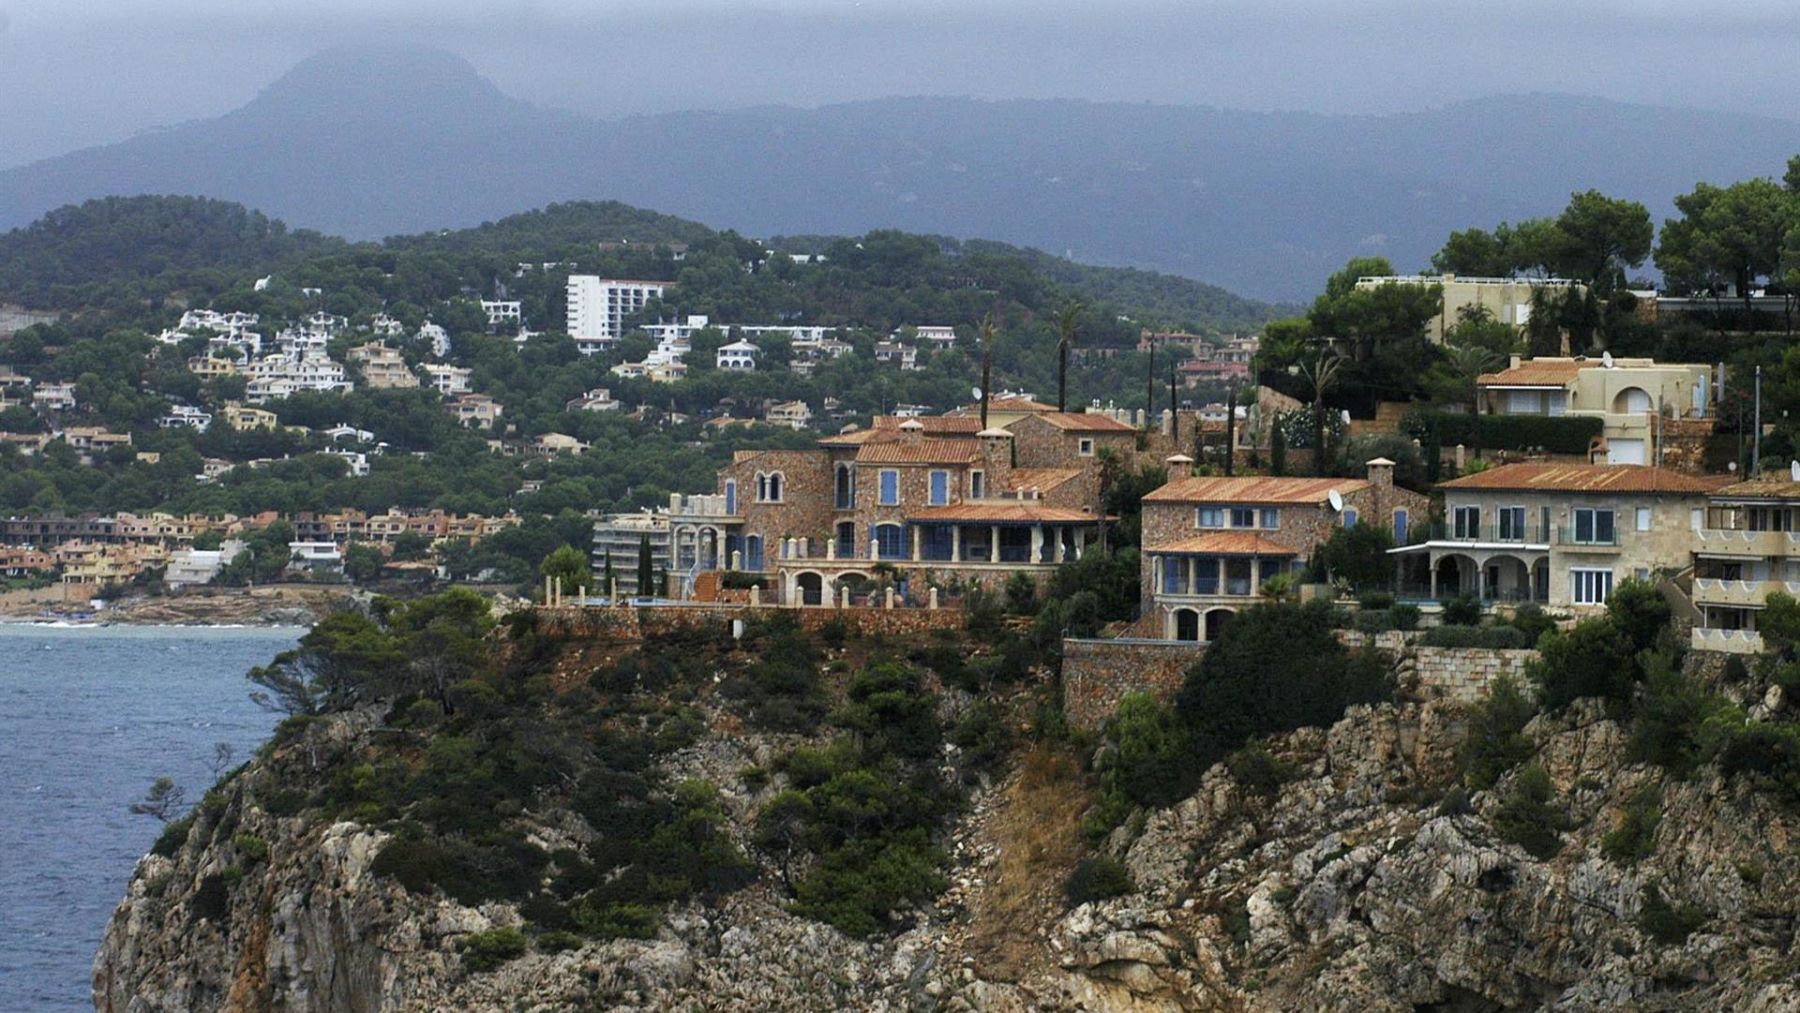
left=96, top=696, right=1800, bottom=1011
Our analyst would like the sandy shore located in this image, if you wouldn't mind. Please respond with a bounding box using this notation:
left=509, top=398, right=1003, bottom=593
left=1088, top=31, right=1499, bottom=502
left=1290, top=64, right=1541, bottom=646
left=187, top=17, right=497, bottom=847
left=0, top=584, right=350, bottom=626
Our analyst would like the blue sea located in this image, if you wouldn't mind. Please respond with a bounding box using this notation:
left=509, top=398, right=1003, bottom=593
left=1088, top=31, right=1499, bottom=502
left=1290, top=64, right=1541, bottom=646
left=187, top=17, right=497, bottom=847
left=0, top=624, right=299, bottom=1013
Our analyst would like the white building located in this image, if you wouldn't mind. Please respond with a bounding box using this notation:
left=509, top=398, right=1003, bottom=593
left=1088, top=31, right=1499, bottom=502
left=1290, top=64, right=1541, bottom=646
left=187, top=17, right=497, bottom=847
left=422, top=364, right=472, bottom=396
left=716, top=340, right=761, bottom=371
left=32, top=382, right=77, bottom=411
left=156, top=405, right=213, bottom=431
left=244, top=352, right=354, bottom=403
left=417, top=321, right=451, bottom=358
left=764, top=400, right=813, bottom=430
left=165, top=539, right=244, bottom=588
left=287, top=541, right=344, bottom=573
left=368, top=313, right=406, bottom=337
left=566, top=387, right=621, bottom=413
left=325, top=448, right=371, bottom=477
left=909, top=325, right=958, bottom=347
left=482, top=301, right=523, bottom=331
left=567, top=277, right=667, bottom=354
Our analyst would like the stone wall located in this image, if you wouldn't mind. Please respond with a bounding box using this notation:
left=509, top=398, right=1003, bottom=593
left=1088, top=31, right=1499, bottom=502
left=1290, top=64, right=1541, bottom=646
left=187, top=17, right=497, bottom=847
left=1062, top=637, right=1205, bottom=730
left=1408, top=646, right=1536, bottom=702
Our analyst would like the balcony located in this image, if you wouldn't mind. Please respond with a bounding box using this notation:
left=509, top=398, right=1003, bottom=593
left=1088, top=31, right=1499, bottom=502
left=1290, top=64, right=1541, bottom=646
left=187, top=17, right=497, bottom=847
left=1408, top=521, right=1551, bottom=547
left=1690, top=627, right=1763, bottom=654
left=1693, top=528, right=1798, bottom=558
left=1692, top=578, right=1800, bottom=609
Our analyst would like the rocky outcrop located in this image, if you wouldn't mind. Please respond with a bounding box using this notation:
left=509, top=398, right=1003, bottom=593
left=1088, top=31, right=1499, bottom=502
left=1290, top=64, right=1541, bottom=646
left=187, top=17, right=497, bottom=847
left=96, top=693, right=1800, bottom=1012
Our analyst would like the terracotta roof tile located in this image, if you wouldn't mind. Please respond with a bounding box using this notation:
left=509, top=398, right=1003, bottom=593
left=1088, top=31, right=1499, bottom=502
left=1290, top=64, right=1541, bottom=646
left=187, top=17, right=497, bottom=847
left=1476, top=360, right=1585, bottom=387
left=1689, top=475, right=1800, bottom=499
left=872, top=415, right=985, bottom=434
left=1149, top=532, right=1299, bottom=556
left=1004, top=468, right=1083, bottom=493
left=1031, top=412, right=1139, bottom=433
left=1439, top=463, right=1726, bottom=494
left=906, top=502, right=1098, bottom=523
left=1143, top=476, right=1370, bottom=505
left=855, top=439, right=982, bottom=465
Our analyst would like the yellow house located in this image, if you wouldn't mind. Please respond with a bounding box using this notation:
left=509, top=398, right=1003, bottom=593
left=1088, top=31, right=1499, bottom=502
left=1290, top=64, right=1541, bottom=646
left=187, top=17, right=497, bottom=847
left=222, top=402, right=281, bottom=431
left=1355, top=273, right=1586, bottom=342
left=1477, top=356, right=1712, bottom=465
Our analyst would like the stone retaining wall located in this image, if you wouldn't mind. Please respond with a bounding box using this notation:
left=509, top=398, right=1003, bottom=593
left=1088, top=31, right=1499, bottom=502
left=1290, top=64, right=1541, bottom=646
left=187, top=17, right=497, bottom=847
left=1409, top=646, right=1536, bottom=702
left=1061, top=638, right=1205, bottom=731
left=533, top=603, right=965, bottom=642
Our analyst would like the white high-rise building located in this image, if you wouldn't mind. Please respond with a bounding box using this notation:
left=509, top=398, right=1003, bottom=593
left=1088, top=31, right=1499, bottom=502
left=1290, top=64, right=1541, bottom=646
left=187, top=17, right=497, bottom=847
left=567, top=277, right=667, bottom=355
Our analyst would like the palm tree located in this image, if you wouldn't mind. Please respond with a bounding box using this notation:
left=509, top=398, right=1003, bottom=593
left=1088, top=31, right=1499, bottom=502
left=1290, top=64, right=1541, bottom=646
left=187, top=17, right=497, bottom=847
left=1289, top=349, right=1345, bottom=476
left=1055, top=301, right=1084, bottom=412
left=1444, top=344, right=1503, bottom=458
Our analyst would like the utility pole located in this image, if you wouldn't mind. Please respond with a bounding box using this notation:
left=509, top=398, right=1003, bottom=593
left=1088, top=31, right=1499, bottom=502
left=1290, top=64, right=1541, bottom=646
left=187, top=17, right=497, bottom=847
left=1223, top=384, right=1237, bottom=476
left=1168, top=362, right=1179, bottom=443
left=1144, top=348, right=1155, bottom=429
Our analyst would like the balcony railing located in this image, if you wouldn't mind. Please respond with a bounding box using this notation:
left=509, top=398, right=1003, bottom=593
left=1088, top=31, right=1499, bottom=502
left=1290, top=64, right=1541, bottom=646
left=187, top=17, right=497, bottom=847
left=1408, top=521, right=1624, bottom=549
left=1693, top=528, right=1800, bottom=557
left=1691, top=627, right=1763, bottom=654
left=1692, top=577, right=1800, bottom=608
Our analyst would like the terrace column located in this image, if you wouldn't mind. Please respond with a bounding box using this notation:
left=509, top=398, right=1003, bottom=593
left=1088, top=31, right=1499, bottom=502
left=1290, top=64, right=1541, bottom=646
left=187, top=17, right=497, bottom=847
left=1429, top=559, right=1439, bottom=599
left=990, top=525, right=1001, bottom=563
left=869, top=537, right=879, bottom=562
left=911, top=526, right=921, bottom=562
left=1031, top=525, right=1044, bottom=563
left=952, top=526, right=963, bottom=561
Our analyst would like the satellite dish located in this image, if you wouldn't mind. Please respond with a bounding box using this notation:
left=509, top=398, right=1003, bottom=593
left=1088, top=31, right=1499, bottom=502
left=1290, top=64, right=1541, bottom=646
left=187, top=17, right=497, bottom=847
left=1328, top=489, right=1345, bottom=512
left=971, top=386, right=984, bottom=401
left=1602, top=351, right=1615, bottom=368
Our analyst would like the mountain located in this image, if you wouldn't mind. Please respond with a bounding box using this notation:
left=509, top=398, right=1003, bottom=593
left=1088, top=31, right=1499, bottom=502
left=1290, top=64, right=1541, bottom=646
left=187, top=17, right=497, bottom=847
left=6, top=49, right=1800, bottom=302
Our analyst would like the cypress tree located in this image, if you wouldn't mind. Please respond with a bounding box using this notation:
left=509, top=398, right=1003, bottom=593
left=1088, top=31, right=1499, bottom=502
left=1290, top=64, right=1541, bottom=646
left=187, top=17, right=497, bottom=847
left=636, top=534, right=653, bottom=596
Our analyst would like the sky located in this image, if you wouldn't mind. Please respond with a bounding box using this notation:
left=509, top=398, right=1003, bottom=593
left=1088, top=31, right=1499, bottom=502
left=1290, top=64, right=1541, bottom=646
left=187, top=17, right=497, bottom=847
left=3, top=0, right=1799, bottom=169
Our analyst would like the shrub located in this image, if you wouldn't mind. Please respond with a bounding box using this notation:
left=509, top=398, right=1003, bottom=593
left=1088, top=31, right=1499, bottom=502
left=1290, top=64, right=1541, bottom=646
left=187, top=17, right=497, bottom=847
left=1357, top=591, right=1396, bottom=611
left=233, top=833, right=270, bottom=865
left=1507, top=603, right=1555, bottom=644
left=1311, top=523, right=1397, bottom=591
left=151, top=816, right=194, bottom=858
left=1226, top=744, right=1292, bottom=798
left=1637, top=884, right=1706, bottom=945
left=1628, top=652, right=1735, bottom=776
left=1439, top=594, right=1482, bottom=626
left=191, top=873, right=230, bottom=923
left=1600, top=784, right=1662, bottom=865
left=1606, top=578, right=1670, bottom=653
left=1491, top=764, right=1568, bottom=860
left=1065, top=856, right=1136, bottom=906
left=461, top=927, right=529, bottom=973
left=1004, top=572, right=1038, bottom=615
left=1715, top=722, right=1800, bottom=800
left=1390, top=603, right=1421, bottom=631
left=1459, top=674, right=1537, bottom=790
left=1530, top=618, right=1637, bottom=711
left=1420, top=625, right=1533, bottom=649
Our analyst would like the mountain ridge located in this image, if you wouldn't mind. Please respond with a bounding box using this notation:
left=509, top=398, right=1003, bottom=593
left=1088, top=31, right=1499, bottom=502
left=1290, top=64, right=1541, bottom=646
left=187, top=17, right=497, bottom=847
left=5, top=48, right=1799, bottom=301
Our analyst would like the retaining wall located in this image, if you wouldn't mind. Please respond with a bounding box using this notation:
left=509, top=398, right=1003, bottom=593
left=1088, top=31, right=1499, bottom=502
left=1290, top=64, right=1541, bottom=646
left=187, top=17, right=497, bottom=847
left=1061, top=638, right=1205, bottom=731
left=533, top=603, right=965, bottom=642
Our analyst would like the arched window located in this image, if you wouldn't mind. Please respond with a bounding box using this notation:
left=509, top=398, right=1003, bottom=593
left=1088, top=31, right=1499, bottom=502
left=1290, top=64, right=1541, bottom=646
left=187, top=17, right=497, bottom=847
left=724, top=479, right=737, bottom=515
left=767, top=472, right=784, bottom=502
left=835, top=464, right=855, bottom=509
left=754, top=472, right=767, bottom=502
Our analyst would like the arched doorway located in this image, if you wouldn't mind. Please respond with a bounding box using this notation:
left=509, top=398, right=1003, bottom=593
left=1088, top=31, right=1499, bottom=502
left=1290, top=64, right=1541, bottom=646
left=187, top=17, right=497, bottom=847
left=1204, top=608, right=1235, bottom=642
left=1612, top=387, right=1652, bottom=414
left=795, top=571, right=824, bottom=606
left=1435, top=555, right=1472, bottom=598
left=1483, top=554, right=1532, bottom=602
left=1172, top=608, right=1200, bottom=641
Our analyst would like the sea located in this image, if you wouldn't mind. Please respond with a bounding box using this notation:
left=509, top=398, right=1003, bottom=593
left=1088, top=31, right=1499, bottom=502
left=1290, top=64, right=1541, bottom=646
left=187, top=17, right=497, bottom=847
left=0, top=624, right=300, bottom=1013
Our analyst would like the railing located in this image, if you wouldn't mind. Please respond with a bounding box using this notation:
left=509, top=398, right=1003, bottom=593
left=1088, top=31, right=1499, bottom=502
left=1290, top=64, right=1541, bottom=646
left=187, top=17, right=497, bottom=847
left=1693, top=529, right=1799, bottom=556
left=1411, top=521, right=1553, bottom=545
left=1690, top=627, right=1763, bottom=654
left=1691, top=577, right=1800, bottom=608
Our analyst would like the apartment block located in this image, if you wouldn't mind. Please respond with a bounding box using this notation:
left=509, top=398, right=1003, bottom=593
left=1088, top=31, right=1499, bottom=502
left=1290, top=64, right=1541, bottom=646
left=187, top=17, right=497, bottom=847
left=567, top=277, right=667, bottom=354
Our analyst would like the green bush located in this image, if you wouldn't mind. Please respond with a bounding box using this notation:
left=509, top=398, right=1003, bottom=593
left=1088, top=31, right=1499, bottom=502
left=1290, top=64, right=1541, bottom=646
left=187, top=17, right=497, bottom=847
left=1491, top=764, right=1568, bottom=860
left=1357, top=591, right=1396, bottom=610
left=1404, top=410, right=1602, bottom=455
left=1439, top=594, right=1482, bottom=626
left=1600, top=784, right=1662, bottom=865
left=1420, top=625, right=1534, bottom=649
left=1507, top=603, right=1555, bottom=644
left=1226, top=744, right=1292, bottom=797
left=461, top=927, right=528, bottom=973
left=233, top=833, right=270, bottom=865
left=1637, top=884, right=1706, bottom=945
left=1458, top=675, right=1538, bottom=790
left=1065, top=856, right=1136, bottom=906
left=191, top=873, right=230, bottom=923
left=151, top=816, right=194, bottom=858
left=1530, top=618, right=1636, bottom=711
left=1628, top=652, right=1736, bottom=776
left=1390, top=603, right=1422, bottom=631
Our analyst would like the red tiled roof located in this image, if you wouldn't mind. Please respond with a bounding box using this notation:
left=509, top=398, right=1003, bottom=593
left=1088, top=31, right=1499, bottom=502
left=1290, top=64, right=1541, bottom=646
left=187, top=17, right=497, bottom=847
left=1143, top=476, right=1370, bottom=505
left=1004, top=468, right=1083, bottom=493
left=906, top=502, right=1099, bottom=523
left=1031, top=412, right=1138, bottom=433
left=1476, top=360, right=1585, bottom=387
left=1149, top=532, right=1298, bottom=556
left=855, top=439, right=982, bottom=465
left=872, top=415, right=985, bottom=433
left=947, top=396, right=1057, bottom=416
left=1439, top=463, right=1726, bottom=494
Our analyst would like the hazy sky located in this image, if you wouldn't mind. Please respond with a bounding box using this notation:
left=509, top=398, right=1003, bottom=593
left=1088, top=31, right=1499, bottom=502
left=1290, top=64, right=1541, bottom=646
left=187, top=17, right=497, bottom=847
left=3, top=0, right=1799, bottom=168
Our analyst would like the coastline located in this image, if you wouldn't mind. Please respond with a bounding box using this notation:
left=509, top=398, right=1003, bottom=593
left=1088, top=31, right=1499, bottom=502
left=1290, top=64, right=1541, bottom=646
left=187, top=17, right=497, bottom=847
left=0, top=584, right=347, bottom=628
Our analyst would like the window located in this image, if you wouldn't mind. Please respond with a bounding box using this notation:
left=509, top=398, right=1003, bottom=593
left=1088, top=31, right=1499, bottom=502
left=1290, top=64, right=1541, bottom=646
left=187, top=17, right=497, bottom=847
left=744, top=535, right=764, bottom=571
left=1393, top=509, right=1408, bottom=544
left=1636, top=507, right=1652, bottom=532
left=1498, top=506, right=1526, bottom=541
left=834, top=464, right=855, bottom=510
left=1341, top=509, right=1359, bottom=527
left=1197, top=506, right=1224, bottom=528
left=1453, top=505, right=1480, bottom=539
left=1078, top=438, right=1095, bottom=456
left=1571, top=568, right=1614, bottom=605
left=1573, top=508, right=1615, bottom=545
left=874, top=523, right=905, bottom=560
left=755, top=472, right=784, bottom=503
left=970, top=470, right=985, bottom=499
left=1162, top=557, right=1189, bottom=595
left=878, top=469, right=899, bottom=506
left=929, top=470, right=949, bottom=506
left=1259, top=508, right=1280, bottom=530
left=724, top=480, right=737, bottom=515
left=1192, top=557, right=1220, bottom=594
left=1230, top=507, right=1256, bottom=528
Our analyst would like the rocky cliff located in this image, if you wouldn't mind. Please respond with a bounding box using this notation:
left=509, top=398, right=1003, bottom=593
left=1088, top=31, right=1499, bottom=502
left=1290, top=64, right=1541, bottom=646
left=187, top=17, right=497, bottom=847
left=95, top=633, right=1800, bottom=1012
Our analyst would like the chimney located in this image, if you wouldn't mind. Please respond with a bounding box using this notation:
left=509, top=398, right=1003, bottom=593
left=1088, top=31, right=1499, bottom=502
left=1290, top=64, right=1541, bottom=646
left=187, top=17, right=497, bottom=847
left=978, top=426, right=1013, bottom=481
left=1365, top=457, right=1395, bottom=489
left=898, top=418, right=924, bottom=445
left=1165, top=453, right=1194, bottom=476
